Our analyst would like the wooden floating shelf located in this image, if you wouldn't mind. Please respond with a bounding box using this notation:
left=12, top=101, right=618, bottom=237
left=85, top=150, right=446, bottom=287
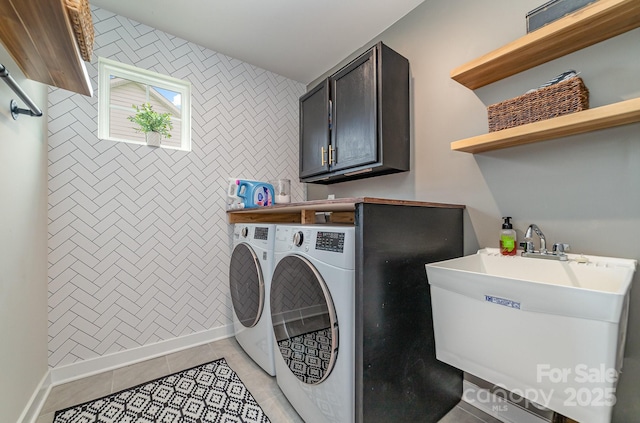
left=0, top=0, right=93, bottom=96
left=451, top=97, right=640, bottom=153
left=227, top=197, right=465, bottom=224
left=451, top=0, right=640, bottom=90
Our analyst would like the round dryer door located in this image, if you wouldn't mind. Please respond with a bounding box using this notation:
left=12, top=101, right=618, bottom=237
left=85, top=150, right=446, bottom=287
left=270, top=255, right=338, bottom=385
left=229, top=243, right=265, bottom=328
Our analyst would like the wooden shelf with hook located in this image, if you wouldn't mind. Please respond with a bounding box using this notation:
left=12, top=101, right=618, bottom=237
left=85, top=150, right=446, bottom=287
left=0, top=0, right=92, bottom=96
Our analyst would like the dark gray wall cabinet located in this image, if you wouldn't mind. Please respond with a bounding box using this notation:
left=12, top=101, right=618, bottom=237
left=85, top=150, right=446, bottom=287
left=300, top=42, right=410, bottom=184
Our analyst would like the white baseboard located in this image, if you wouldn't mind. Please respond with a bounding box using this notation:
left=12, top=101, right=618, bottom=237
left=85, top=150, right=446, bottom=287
left=50, top=324, right=234, bottom=385
left=19, top=370, right=52, bottom=423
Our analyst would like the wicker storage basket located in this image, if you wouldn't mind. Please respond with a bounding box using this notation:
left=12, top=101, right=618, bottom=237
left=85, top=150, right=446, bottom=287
left=65, top=0, right=94, bottom=62
left=487, top=77, right=589, bottom=132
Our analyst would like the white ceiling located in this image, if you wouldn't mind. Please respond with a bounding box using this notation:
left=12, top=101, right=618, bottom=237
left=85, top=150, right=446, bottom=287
left=91, top=0, right=425, bottom=84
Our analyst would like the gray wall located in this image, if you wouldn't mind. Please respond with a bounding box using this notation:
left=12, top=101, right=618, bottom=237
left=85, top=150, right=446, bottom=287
left=306, top=0, right=640, bottom=420
left=0, top=48, right=49, bottom=422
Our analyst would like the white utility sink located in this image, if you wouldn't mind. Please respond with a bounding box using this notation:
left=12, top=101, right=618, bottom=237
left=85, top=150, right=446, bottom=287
left=425, top=248, right=637, bottom=423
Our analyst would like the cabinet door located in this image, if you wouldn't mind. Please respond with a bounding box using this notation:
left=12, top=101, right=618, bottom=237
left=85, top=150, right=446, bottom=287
left=299, top=80, right=330, bottom=179
left=330, top=48, right=377, bottom=172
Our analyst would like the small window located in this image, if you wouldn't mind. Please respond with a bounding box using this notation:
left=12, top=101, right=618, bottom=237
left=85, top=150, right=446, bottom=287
left=98, top=57, right=191, bottom=151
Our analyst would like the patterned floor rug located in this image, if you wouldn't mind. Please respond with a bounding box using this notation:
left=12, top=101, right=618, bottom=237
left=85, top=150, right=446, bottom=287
left=53, top=358, right=270, bottom=423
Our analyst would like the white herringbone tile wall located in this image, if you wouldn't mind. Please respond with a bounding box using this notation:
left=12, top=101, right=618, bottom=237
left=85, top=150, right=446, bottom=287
left=47, top=7, right=306, bottom=367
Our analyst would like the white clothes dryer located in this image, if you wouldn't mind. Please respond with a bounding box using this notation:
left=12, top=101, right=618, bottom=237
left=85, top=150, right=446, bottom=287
left=229, top=223, right=276, bottom=376
left=270, top=225, right=356, bottom=423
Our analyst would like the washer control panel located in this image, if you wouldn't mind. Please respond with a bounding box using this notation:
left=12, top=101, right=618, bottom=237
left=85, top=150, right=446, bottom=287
left=316, top=231, right=345, bottom=253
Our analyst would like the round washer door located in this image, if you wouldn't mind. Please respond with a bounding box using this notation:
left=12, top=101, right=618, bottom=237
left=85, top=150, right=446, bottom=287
left=229, top=243, right=265, bottom=328
left=270, top=255, right=338, bottom=385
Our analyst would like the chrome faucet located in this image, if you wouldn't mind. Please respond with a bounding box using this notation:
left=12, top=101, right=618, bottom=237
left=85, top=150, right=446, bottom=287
left=524, top=224, right=546, bottom=253
left=521, top=224, right=569, bottom=261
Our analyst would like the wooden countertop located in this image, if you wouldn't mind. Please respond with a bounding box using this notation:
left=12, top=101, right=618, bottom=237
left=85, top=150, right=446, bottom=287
left=227, top=197, right=465, bottom=224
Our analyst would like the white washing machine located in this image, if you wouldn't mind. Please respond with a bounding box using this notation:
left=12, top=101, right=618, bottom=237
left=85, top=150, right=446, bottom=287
left=270, top=225, right=355, bottom=423
left=229, top=223, right=276, bottom=376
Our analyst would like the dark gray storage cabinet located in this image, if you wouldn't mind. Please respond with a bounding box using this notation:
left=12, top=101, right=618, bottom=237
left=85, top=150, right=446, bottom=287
left=300, top=42, right=410, bottom=184
left=355, top=202, right=463, bottom=423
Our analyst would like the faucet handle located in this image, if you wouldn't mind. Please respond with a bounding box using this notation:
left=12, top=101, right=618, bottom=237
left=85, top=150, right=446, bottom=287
left=553, top=243, right=570, bottom=254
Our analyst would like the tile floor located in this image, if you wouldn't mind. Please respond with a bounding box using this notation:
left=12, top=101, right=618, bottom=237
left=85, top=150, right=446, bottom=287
left=36, top=336, right=501, bottom=423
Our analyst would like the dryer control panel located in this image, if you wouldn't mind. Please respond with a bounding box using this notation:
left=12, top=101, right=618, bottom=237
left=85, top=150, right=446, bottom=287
left=254, top=226, right=269, bottom=241
left=274, top=225, right=355, bottom=270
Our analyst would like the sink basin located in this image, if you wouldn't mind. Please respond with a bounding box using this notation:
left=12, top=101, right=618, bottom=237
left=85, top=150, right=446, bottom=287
left=425, top=248, right=637, bottom=423
left=427, top=248, right=636, bottom=323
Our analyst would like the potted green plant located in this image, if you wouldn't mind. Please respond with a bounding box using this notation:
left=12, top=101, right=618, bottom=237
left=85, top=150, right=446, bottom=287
left=127, top=103, right=173, bottom=147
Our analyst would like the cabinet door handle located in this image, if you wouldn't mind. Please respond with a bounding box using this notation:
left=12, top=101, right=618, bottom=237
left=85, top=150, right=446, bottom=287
left=321, top=146, right=327, bottom=166
left=329, top=146, right=335, bottom=164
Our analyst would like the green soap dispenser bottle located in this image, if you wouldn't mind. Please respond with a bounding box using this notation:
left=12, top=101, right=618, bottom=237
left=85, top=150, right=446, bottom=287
left=500, top=217, right=517, bottom=256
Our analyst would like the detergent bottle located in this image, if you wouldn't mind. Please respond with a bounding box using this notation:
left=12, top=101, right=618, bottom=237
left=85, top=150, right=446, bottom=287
left=233, top=179, right=274, bottom=208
